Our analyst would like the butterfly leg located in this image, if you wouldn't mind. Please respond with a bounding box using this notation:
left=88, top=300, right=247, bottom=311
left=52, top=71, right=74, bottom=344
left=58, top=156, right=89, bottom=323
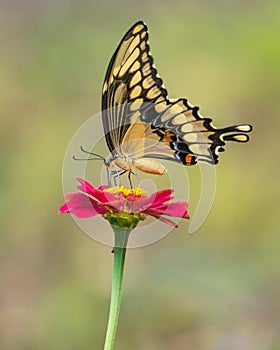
left=107, top=167, right=111, bottom=187
left=128, top=171, right=133, bottom=189
left=111, top=171, right=119, bottom=186
left=112, top=170, right=127, bottom=186
left=128, top=170, right=137, bottom=189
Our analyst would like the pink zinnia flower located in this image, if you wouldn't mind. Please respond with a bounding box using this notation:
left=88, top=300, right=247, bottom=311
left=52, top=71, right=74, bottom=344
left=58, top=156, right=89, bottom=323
left=59, top=178, right=189, bottom=229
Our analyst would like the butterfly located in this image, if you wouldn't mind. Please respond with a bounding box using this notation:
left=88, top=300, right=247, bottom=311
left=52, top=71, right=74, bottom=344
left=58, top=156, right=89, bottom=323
left=101, top=21, right=252, bottom=185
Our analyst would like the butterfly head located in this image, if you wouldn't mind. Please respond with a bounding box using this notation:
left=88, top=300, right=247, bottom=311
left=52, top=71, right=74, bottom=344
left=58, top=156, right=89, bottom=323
left=104, top=159, right=111, bottom=167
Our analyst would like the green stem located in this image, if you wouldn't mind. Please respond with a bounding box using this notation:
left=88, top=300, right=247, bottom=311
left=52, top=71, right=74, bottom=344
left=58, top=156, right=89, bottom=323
left=103, top=226, right=131, bottom=350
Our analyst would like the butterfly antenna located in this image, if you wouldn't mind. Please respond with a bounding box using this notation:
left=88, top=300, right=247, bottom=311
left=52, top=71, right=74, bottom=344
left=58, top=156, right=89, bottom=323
left=73, top=146, right=107, bottom=161
left=79, top=145, right=106, bottom=161
left=72, top=156, right=104, bottom=161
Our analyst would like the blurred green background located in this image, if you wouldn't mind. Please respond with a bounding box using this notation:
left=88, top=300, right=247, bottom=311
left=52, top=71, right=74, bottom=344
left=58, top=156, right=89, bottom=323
left=1, top=1, right=280, bottom=349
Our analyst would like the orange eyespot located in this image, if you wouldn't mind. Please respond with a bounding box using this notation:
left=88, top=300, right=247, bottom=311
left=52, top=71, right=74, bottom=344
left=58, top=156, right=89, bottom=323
left=185, top=154, right=194, bottom=165
left=164, top=130, right=174, bottom=142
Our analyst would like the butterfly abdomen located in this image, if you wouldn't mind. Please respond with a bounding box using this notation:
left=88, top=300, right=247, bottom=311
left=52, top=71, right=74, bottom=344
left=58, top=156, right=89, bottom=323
left=108, top=156, right=166, bottom=175
left=134, top=158, right=166, bottom=175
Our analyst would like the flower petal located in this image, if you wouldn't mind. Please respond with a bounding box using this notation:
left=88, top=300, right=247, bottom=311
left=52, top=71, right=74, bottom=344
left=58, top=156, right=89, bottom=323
left=76, top=178, right=95, bottom=195
left=149, top=201, right=189, bottom=218
left=76, top=178, right=115, bottom=203
left=59, top=202, right=71, bottom=214
left=143, top=189, right=174, bottom=209
left=104, top=199, right=124, bottom=212
left=59, top=192, right=107, bottom=218
left=98, top=185, right=110, bottom=190
left=148, top=213, right=178, bottom=227
left=59, top=180, right=189, bottom=228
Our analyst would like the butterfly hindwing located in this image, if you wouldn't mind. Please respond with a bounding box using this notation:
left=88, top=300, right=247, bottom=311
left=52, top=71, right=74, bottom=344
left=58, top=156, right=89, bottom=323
left=139, top=98, right=252, bottom=164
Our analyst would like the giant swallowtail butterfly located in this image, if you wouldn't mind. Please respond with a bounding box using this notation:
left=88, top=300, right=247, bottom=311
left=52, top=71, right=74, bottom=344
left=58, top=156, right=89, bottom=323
left=101, top=21, right=252, bottom=184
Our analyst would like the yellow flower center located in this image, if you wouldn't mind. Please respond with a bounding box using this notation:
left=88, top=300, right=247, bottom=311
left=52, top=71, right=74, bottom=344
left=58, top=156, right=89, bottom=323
left=104, top=186, right=147, bottom=198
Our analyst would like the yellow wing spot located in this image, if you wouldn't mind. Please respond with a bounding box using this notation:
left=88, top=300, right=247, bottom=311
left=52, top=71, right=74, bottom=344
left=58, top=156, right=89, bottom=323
left=141, top=31, right=147, bottom=39
left=142, top=62, right=151, bottom=76
left=183, top=109, right=195, bottom=118
left=113, top=66, right=121, bottom=77
left=130, top=35, right=140, bottom=48
left=155, top=103, right=167, bottom=113
left=119, top=48, right=140, bottom=76
left=130, top=61, right=140, bottom=73
left=197, top=131, right=213, bottom=142
left=122, top=37, right=137, bottom=62
left=161, top=110, right=173, bottom=122
left=189, top=144, right=202, bottom=154
left=183, top=133, right=198, bottom=142
left=114, top=83, right=126, bottom=103
left=236, top=125, right=251, bottom=132
left=155, top=96, right=166, bottom=104
left=142, top=76, right=154, bottom=89
left=130, top=99, right=143, bottom=111
left=170, top=104, right=184, bottom=114
left=132, top=24, right=145, bottom=35
left=140, top=41, right=146, bottom=50
left=129, top=71, right=142, bottom=88
left=130, top=110, right=141, bottom=124
left=232, top=135, right=248, bottom=142
left=142, top=52, right=148, bottom=62
left=187, top=120, right=206, bottom=131
left=115, top=40, right=132, bottom=68
left=173, top=114, right=189, bottom=125
left=147, top=86, right=160, bottom=99
left=181, top=123, right=194, bottom=133
left=130, top=85, right=142, bottom=99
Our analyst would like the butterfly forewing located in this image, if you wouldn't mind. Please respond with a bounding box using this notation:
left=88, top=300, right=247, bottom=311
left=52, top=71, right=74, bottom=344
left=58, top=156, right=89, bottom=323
left=102, top=22, right=168, bottom=154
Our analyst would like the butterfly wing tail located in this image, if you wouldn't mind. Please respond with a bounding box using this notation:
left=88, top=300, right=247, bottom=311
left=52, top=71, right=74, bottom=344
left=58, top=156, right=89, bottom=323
left=220, top=124, right=253, bottom=143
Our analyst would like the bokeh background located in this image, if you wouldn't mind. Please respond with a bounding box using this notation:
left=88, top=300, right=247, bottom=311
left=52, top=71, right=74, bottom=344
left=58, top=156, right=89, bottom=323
left=1, top=1, right=280, bottom=349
